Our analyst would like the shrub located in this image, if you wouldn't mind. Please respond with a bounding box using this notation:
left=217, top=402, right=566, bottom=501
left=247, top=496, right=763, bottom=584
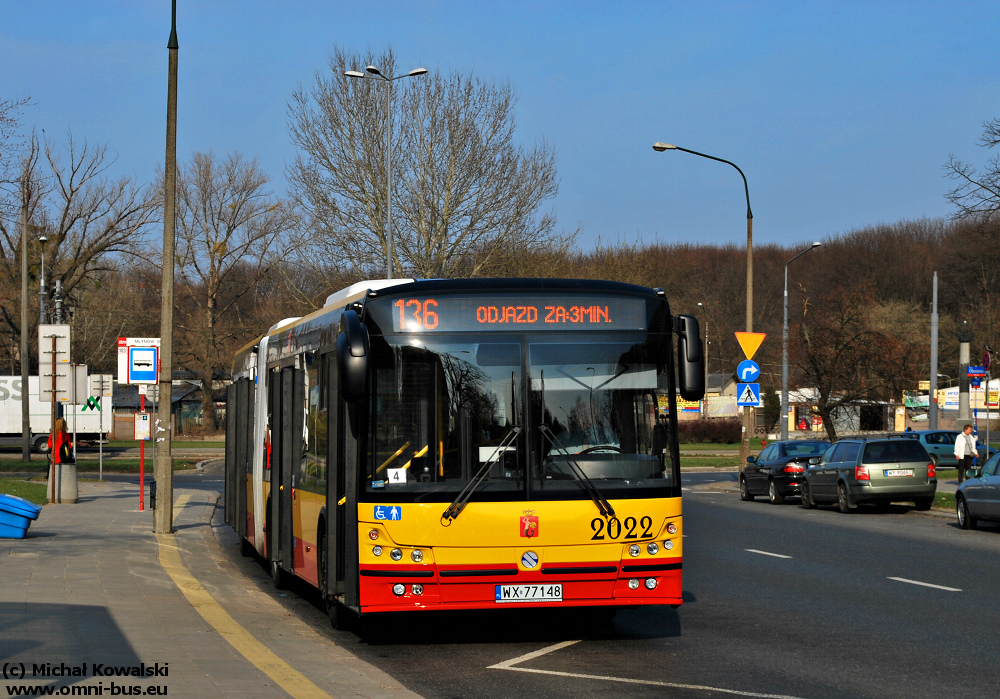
left=677, top=417, right=742, bottom=444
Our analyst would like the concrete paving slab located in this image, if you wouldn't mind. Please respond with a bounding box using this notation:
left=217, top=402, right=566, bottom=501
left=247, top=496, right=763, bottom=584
left=0, top=481, right=420, bottom=698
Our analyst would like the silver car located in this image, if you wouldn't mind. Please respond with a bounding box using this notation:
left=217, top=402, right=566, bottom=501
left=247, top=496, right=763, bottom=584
left=802, top=438, right=936, bottom=513
left=955, top=451, right=1000, bottom=529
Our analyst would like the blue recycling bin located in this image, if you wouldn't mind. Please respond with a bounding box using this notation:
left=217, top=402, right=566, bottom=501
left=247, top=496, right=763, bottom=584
left=0, top=493, right=42, bottom=539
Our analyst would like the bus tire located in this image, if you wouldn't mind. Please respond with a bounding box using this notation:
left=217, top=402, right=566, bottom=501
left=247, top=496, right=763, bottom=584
left=270, top=559, right=286, bottom=589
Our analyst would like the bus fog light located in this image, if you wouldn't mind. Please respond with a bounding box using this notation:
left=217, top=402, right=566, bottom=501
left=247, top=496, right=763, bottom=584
left=372, top=546, right=383, bottom=556
left=392, top=583, right=405, bottom=596
left=390, top=548, right=402, bottom=561
left=628, top=578, right=640, bottom=590
left=411, top=549, right=424, bottom=563
left=645, top=578, right=657, bottom=590
left=666, top=522, right=677, bottom=534
left=628, top=544, right=640, bottom=557
left=368, top=529, right=379, bottom=540
left=664, top=540, right=674, bottom=550
left=647, top=542, right=659, bottom=555
left=412, top=584, right=424, bottom=595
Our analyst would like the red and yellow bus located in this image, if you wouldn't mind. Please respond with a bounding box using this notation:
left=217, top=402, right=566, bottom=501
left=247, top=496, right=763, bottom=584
left=224, top=278, right=704, bottom=623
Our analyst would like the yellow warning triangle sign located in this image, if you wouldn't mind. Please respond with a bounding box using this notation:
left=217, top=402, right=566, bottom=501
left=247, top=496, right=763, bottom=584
left=735, top=332, right=766, bottom=360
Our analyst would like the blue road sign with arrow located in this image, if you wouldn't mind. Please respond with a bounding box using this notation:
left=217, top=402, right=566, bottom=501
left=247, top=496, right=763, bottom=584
left=737, top=360, right=761, bottom=383
left=737, top=383, right=761, bottom=407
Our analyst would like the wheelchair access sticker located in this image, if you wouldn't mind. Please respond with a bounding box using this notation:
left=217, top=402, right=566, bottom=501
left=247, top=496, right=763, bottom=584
left=374, top=505, right=402, bottom=521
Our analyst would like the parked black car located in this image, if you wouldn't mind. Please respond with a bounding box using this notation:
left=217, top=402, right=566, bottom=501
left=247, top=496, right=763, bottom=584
left=740, top=440, right=830, bottom=504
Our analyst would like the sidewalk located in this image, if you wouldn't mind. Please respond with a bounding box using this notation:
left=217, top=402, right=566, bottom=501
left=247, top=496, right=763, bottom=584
left=0, top=482, right=419, bottom=698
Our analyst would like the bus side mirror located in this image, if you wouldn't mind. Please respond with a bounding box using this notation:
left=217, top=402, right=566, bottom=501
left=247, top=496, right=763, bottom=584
left=337, top=310, right=369, bottom=401
left=675, top=314, right=705, bottom=401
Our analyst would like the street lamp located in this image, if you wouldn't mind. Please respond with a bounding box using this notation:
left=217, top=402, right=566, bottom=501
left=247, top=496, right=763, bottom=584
left=781, top=241, right=821, bottom=440
left=654, top=142, right=753, bottom=463
left=38, top=235, right=48, bottom=324
left=697, top=302, right=709, bottom=416
left=345, top=64, right=428, bottom=279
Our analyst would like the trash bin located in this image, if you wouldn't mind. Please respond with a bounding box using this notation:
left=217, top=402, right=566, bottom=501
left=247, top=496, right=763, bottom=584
left=0, top=493, right=42, bottom=539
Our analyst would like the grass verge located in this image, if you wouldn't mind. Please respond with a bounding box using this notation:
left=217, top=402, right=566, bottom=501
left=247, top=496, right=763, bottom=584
left=680, top=443, right=741, bottom=451
left=0, top=459, right=200, bottom=474
left=105, top=441, right=224, bottom=449
left=933, top=491, right=956, bottom=512
left=680, top=455, right=740, bottom=469
left=0, top=477, right=47, bottom=505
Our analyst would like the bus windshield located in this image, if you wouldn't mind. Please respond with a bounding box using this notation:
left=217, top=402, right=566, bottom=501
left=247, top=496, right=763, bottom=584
left=530, top=340, right=671, bottom=494
left=365, top=332, right=675, bottom=502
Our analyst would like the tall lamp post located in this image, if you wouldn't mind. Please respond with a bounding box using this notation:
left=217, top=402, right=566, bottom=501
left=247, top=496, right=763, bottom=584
left=38, top=235, right=48, bottom=324
left=697, top=302, right=709, bottom=417
left=654, top=142, right=753, bottom=464
left=781, top=242, right=821, bottom=440
left=154, top=0, right=179, bottom=534
left=344, top=64, right=428, bottom=279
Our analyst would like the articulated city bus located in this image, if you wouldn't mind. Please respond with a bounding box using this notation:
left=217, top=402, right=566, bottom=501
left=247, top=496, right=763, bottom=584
left=224, top=278, right=704, bottom=623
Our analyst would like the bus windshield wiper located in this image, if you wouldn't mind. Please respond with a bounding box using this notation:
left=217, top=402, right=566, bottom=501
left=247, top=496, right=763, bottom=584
left=442, top=426, right=522, bottom=523
left=538, top=425, right=616, bottom=519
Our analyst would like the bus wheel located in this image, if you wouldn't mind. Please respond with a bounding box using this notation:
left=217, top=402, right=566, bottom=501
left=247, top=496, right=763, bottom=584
left=270, top=560, right=286, bottom=589
left=325, top=598, right=344, bottom=629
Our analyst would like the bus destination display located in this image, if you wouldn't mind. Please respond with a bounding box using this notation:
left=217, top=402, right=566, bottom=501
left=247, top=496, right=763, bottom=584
left=384, top=296, right=647, bottom=332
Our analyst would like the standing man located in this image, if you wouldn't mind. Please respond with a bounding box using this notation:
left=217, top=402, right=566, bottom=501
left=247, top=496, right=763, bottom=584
left=953, top=424, right=977, bottom=484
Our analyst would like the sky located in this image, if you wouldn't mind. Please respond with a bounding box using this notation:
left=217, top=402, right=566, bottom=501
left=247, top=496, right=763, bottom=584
left=3, top=1, right=999, bottom=251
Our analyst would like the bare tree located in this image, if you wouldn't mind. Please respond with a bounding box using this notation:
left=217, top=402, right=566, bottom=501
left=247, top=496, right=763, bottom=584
left=0, top=132, right=154, bottom=370
left=0, top=96, right=31, bottom=195
left=166, top=151, right=300, bottom=430
left=946, top=117, right=1000, bottom=221
left=791, top=286, right=918, bottom=441
left=288, top=47, right=565, bottom=279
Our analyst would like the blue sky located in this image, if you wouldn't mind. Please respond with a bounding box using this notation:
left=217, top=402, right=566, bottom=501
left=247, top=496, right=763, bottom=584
left=3, top=1, right=998, bottom=250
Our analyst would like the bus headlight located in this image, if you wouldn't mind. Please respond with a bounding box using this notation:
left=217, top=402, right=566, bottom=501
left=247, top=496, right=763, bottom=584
left=372, top=546, right=383, bottom=556
left=628, top=578, right=640, bottom=590
left=645, top=578, right=657, bottom=590
left=368, top=529, right=379, bottom=540
left=392, top=584, right=405, bottom=596
left=390, top=548, right=402, bottom=561
left=664, top=540, right=674, bottom=550
left=666, top=522, right=677, bottom=534
left=411, top=549, right=424, bottom=563
left=628, top=544, right=640, bottom=557
left=412, top=584, right=424, bottom=595
left=647, top=542, right=659, bottom=555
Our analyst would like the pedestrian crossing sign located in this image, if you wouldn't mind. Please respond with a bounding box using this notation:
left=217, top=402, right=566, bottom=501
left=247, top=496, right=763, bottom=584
left=737, top=382, right=761, bottom=407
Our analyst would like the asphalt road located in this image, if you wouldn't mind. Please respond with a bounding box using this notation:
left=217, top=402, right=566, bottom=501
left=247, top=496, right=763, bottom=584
left=209, top=467, right=1000, bottom=699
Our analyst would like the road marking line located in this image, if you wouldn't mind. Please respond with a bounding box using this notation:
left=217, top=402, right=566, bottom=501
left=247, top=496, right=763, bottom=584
left=887, top=577, right=961, bottom=592
left=489, top=641, right=805, bottom=697
left=159, top=494, right=333, bottom=699
left=488, top=640, right=580, bottom=669
left=495, top=666, right=802, bottom=698
left=745, top=549, right=792, bottom=559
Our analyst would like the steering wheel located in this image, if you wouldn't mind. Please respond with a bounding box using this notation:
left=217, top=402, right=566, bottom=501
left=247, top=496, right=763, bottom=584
left=579, top=445, right=621, bottom=454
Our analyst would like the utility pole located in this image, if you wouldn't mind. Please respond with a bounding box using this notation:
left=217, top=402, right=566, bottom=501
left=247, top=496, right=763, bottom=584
left=154, top=0, right=178, bottom=534
left=959, top=320, right=972, bottom=422
left=20, top=177, right=30, bottom=462
left=929, top=272, right=939, bottom=430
